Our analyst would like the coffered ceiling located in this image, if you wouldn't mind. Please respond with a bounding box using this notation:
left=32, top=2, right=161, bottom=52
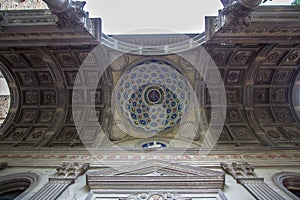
left=0, top=7, right=299, bottom=151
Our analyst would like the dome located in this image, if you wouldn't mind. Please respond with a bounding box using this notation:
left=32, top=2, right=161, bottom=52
left=114, top=60, right=191, bottom=136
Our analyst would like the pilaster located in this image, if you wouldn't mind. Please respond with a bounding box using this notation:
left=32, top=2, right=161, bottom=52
left=30, top=162, right=89, bottom=200
left=221, top=162, right=285, bottom=200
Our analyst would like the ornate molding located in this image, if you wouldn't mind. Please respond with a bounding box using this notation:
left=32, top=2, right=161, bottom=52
left=220, top=162, right=263, bottom=183
left=0, top=172, right=40, bottom=200
left=221, top=162, right=285, bottom=200
left=50, top=162, right=90, bottom=182
left=272, top=172, right=300, bottom=200
left=121, top=192, right=189, bottom=200
left=87, top=160, right=225, bottom=199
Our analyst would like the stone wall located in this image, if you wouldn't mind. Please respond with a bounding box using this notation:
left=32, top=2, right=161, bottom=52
left=0, top=0, right=47, bottom=10
left=0, top=164, right=297, bottom=200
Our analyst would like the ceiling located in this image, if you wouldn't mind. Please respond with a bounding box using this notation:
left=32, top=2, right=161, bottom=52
left=0, top=6, right=299, bottom=151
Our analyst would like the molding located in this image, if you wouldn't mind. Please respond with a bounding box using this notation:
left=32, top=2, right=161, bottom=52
left=272, top=172, right=300, bottom=200
left=0, top=172, right=40, bottom=200
left=0, top=149, right=300, bottom=167
left=87, top=160, right=226, bottom=199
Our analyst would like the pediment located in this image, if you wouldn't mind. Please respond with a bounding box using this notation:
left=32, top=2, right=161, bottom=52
left=87, top=159, right=223, bottom=177
left=87, top=160, right=225, bottom=196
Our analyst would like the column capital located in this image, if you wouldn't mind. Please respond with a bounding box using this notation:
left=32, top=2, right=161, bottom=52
left=49, top=162, right=90, bottom=183
left=220, top=162, right=263, bottom=182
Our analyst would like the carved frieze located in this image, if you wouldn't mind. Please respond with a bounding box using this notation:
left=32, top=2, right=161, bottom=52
left=123, top=192, right=189, bottom=200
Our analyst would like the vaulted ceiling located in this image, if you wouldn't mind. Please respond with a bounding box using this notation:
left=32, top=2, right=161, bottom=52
left=0, top=6, right=299, bottom=151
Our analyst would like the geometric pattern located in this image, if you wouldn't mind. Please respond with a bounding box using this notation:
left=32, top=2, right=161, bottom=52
left=114, top=60, right=191, bottom=135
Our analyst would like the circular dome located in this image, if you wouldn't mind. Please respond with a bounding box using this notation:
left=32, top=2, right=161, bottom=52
left=114, top=60, right=191, bottom=136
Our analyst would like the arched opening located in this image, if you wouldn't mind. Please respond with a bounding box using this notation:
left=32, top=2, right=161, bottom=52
left=0, top=70, right=10, bottom=128
left=273, top=172, right=300, bottom=200
left=0, top=173, right=40, bottom=200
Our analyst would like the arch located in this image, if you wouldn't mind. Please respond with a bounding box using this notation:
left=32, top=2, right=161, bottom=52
left=273, top=172, right=300, bottom=200
left=0, top=62, right=19, bottom=134
left=0, top=172, right=40, bottom=200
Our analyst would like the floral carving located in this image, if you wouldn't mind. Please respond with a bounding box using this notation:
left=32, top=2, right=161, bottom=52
left=267, top=130, right=281, bottom=139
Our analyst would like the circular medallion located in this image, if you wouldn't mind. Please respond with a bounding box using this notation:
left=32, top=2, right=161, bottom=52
left=144, top=85, right=164, bottom=106
left=149, top=194, right=164, bottom=200
left=114, top=60, right=191, bottom=136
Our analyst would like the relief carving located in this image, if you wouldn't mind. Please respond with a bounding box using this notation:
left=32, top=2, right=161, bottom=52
left=124, top=192, right=189, bottom=200
left=255, top=69, right=274, bottom=84
left=222, top=3, right=253, bottom=26
left=227, top=70, right=241, bottom=83
left=24, top=91, right=38, bottom=104
left=220, top=162, right=261, bottom=181
left=110, top=53, right=129, bottom=72
left=50, top=162, right=90, bottom=181
left=272, top=88, right=287, bottom=104
left=253, top=88, right=269, bottom=103
left=273, top=107, right=292, bottom=122
left=56, top=1, right=89, bottom=29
